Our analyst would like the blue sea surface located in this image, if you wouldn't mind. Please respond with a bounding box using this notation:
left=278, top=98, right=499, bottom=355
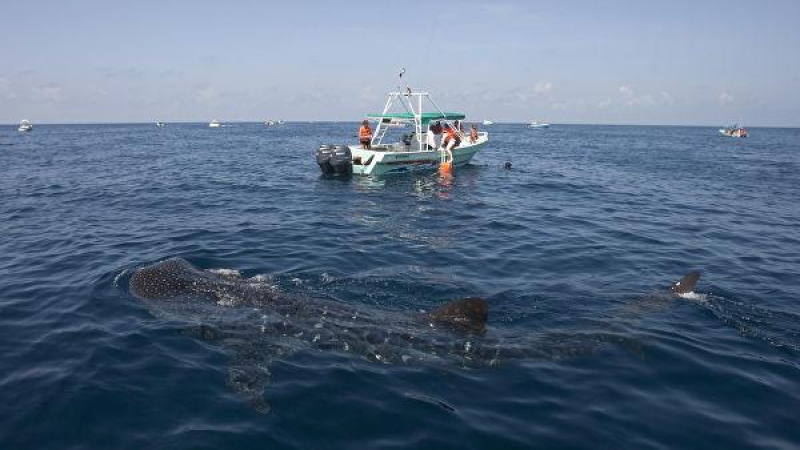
left=1, top=122, right=800, bottom=449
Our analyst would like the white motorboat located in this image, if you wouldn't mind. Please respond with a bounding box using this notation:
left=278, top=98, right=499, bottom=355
left=719, top=124, right=747, bottom=138
left=482, top=120, right=493, bottom=126
left=315, top=89, right=489, bottom=177
left=208, top=120, right=221, bottom=128
left=528, top=121, right=550, bottom=129
left=18, top=119, right=33, bottom=132
left=155, top=121, right=166, bottom=128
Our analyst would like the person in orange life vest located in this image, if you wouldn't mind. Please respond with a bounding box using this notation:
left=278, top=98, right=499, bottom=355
left=442, top=124, right=461, bottom=151
left=469, top=124, right=478, bottom=144
left=358, top=120, right=373, bottom=149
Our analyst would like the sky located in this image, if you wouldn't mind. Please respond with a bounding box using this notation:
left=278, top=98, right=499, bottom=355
left=1, top=0, right=799, bottom=126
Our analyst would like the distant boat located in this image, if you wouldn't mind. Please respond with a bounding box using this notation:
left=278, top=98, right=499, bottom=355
left=155, top=121, right=166, bottom=128
left=264, top=119, right=285, bottom=126
left=18, top=119, right=33, bottom=132
left=387, top=118, right=408, bottom=128
left=719, top=124, right=747, bottom=138
left=482, top=120, right=493, bottom=126
left=208, top=120, right=221, bottom=128
left=528, top=121, right=550, bottom=129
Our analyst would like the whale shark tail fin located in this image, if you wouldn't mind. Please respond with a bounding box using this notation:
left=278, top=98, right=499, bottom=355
left=426, top=297, right=488, bottom=334
left=670, top=271, right=700, bottom=294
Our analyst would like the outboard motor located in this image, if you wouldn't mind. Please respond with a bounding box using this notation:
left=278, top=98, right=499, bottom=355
left=316, top=144, right=353, bottom=176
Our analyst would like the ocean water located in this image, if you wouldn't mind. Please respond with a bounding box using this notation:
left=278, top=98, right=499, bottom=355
left=1, top=122, right=799, bottom=449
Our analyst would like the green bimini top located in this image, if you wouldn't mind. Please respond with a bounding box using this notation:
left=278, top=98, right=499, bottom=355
left=366, top=112, right=466, bottom=126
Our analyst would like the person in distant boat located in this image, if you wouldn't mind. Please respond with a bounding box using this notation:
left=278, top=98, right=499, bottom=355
left=358, top=120, right=373, bottom=149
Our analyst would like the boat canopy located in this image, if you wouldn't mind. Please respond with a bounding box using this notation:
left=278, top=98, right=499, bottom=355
left=365, top=90, right=468, bottom=151
left=366, top=112, right=465, bottom=126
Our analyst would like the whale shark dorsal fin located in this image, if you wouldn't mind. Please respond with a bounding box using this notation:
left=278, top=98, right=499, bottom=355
left=426, top=297, right=488, bottom=333
left=671, top=271, right=700, bottom=294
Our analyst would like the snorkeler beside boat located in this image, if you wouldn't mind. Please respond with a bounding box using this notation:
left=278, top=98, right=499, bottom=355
left=315, top=88, right=489, bottom=176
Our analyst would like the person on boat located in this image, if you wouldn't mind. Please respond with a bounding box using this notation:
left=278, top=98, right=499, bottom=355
left=469, top=124, right=478, bottom=144
left=426, top=122, right=442, bottom=150
left=442, top=124, right=461, bottom=151
left=358, top=120, right=373, bottom=149
left=426, top=125, right=436, bottom=149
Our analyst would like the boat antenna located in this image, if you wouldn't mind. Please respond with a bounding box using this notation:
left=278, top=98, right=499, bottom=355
left=393, top=67, right=414, bottom=114
left=397, top=68, right=406, bottom=93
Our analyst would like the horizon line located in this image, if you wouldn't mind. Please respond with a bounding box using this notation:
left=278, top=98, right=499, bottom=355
left=3, top=120, right=798, bottom=129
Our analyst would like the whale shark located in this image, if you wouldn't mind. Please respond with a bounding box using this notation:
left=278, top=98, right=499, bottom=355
left=127, top=258, right=701, bottom=413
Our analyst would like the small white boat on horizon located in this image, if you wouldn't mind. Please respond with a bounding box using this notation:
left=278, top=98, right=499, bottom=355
left=528, top=121, right=550, bottom=129
left=719, top=124, right=747, bottom=138
left=18, top=119, right=33, bottom=132
left=208, top=120, right=221, bottom=128
left=482, top=120, right=493, bottom=126
left=155, top=121, right=166, bottom=128
left=264, top=119, right=285, bottom=126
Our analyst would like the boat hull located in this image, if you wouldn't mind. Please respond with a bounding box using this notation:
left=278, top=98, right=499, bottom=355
left=719, top=128, right=747, bottom=138
left=349, top=134, right=488, bottom=176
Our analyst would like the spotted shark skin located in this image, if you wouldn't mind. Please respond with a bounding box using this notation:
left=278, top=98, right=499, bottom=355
left=128, top=258, right=701, bottom=413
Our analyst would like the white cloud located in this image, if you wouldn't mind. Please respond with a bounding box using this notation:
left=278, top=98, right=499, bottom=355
left=719, top=92, right=734, bottom=105
left=619, top=85, right=635, bottom=98
left=534, top=81, right=553, bottom=94
left=618, top=86, right=673, bottom=107
left=639, top=94, right=656, bottom=107
left=32, top=84, right=64, bottom=102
